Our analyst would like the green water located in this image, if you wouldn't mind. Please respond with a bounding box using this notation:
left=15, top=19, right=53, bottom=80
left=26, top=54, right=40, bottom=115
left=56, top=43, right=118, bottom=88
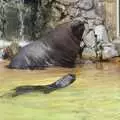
left=0, top=61, right=120, bottom=120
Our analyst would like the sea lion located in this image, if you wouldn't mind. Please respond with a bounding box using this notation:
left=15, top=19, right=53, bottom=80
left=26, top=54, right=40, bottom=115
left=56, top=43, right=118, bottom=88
left=8, top=20, right=85, bottom=69
left=0, top=74, right=76, bottom=97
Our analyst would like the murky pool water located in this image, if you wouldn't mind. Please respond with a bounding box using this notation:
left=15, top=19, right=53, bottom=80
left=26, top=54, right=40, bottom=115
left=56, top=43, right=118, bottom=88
left=0, top=60, right=120, bottom=120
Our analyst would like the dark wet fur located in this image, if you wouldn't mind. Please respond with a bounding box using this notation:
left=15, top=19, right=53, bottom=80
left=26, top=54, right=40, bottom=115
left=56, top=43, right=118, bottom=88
left=0, top=74, right=76, bottom=97
left=8, top=21, right=84, bottom=69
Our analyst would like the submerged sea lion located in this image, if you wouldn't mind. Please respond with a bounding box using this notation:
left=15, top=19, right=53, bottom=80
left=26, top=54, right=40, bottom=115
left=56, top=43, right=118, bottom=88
left=0, top=74, right=76, bottom=97
left=12, top=74, right=76, bottom=97
left=8, top=20, right=85, bottom=69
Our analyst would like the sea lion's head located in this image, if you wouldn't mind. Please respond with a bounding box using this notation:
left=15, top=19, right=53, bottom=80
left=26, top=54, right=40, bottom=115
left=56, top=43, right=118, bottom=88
left=71, top=20, right=85, bottom=41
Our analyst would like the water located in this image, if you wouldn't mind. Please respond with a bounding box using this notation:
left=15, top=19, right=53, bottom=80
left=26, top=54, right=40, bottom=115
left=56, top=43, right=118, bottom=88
left=0, top=0, right=7, bottom=39
left=17, top=0, right=25, bottom=41
left=0, top=0, right=27, bottom=41
left=0, top=0, right=54, bottom=41
left=0, top=60, right=120, bottom=120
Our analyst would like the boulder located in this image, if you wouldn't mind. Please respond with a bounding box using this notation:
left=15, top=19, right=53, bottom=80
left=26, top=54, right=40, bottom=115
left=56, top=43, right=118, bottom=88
left=77, top=0, right=94, bottom=10
left=112, top=40, right=120, bottom=56
left=94, top=24, right=109, bottom=43
left=102, top=44, right=118, bottom=60
left=84, top=30, right=96, bottom=48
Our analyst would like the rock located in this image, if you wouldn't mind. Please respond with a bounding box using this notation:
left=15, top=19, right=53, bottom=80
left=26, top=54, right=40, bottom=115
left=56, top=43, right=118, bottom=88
left=82, top=43, right=118, bottom=60
left=94, top=17, right=104, bottom=25
left=54, top=2, right=66, bottom=12
left=84, top=30, right=96, bottom=48
left=69, top=7, right=79, bottom=18
left=87, top=19, right=95, bottom=29
left=77, top=0, right=94, bottom=10
left=81, top=9, right=97, bottom=19
left=82, top=47, right=96, bottom=59
left=94, top=25, right=109, bottom=43
left=56, top=0, right=73, bottom=5
left=52, top=3, right=66, bottom=22
left=112, top=40, right=120, bottom=56
left=102, top=45, right=118, bottom=60
left=95, top=0, right=105, bottom=17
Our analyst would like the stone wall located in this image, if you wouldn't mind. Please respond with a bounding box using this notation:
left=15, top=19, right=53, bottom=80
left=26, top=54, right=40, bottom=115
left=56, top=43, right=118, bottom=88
left=54, top=0, right=117, bottom=39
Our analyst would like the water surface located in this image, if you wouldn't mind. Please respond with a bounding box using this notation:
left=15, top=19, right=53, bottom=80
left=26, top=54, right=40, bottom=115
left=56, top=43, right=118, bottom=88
left=0, top=60, right=120, bottom=120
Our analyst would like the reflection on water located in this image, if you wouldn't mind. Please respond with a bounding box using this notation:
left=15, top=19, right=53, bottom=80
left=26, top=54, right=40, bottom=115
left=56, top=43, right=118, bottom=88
left=0, top=60, right=120, bottom=91
left=0, top=60, right=120, bottom=120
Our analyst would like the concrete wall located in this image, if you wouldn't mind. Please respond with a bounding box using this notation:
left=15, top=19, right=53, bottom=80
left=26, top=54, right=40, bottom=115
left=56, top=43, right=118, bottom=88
left=104, top=0, right=117, bottom=39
